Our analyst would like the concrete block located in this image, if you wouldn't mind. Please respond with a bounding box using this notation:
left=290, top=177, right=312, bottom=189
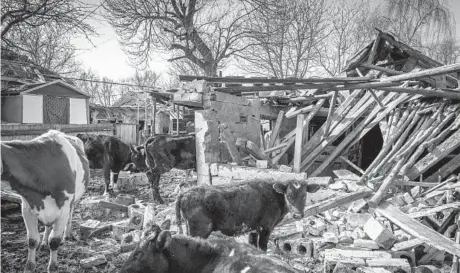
left=79, top=219, right=101, bottom=240
left=323, top=232, right=339, bottom=244
left=256, top=160, right=268, bottom=169
left=80, top=254, right=107, bottom=269
left=278, top=165, right=293, bottom=172
left=305, top=218, right=327, bottom=236
left=363, top=217, right=397, bottom=250
left=329, top=181, right=348, bottom=191
left=349, top=199, right=368, bottom=213
left=352, top=228, right=367, bottom=240
left=333, top=262, right=355, bottom=273
left=346, top=213, right=372, bottom=230
left=366, top=258, right=411, bottom=273
left=278, top=239, right=314, bottom=257
left=353, top=239, right=379, bottom=250
left=402, top=193, right=414, bottom=204
left=115, top=194, right=135, bottom=206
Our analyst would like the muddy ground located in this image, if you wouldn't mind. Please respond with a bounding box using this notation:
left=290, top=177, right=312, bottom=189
left=1, top=169, right=327, bottom=273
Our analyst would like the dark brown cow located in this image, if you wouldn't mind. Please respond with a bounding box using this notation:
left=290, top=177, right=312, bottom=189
left=119, top=220, right=300, bottom=273
left=176, top=179, right=320, bottom=251
left=76, top=133, right=143, bottom=195
left=1, top=130, right=89, bottom=273
left=128, top=134, right=195, bottom=204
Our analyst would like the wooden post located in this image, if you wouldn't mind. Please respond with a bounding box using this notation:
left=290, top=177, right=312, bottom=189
left=366, top=33, right=381, bottom=65
left=293, top=114, right=305, bottom=173
left=268, top=110, right=284, bottom=148
left=152, top=96, right=156, bottom=136
left=176, top=104, right=180, bottom=135
left=323, top=90, right=338, bottom=137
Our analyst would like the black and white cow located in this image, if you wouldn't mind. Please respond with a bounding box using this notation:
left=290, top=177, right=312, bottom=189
left=1, top=130, right=90, bottom=273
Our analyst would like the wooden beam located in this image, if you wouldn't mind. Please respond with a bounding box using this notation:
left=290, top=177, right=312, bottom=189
left=293, top=114, right=305, bottom=173
left=355, top=68, right=385, bottom=108
left=339, top=156, right=364, bottom=175
left=268, top=110, right=284, bottom=148
left=407, top=129, right=460, bottom=180
left=380, top=63, right=460, bottom=83
left=179, top=75, right=374, bottom=84
left=360, top=63, right=404, bottom=75
left=366, top=33, right=381, bottom=64
left=376, top=202, right=460, bottom=257
left=304, top=190, right=373, bottom=216
left=408, top=202, right=460, bottom=219
left=379, top=87, right=460, bottom=100
left=285, top=105, right=314, bottom=119
left=391, top=238, right=425, bottom=251
left=323, top=90, right=338, bottom=137
left=425, top=153, right=460, bottom=182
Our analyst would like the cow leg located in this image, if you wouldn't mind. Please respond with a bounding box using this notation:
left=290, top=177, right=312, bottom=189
left=64, top=205, right=75, bottom=241
left=248, top=232, right=259, bottom=248
left=258, top=228, right=271, bottom=251
left=103, top=162, right=111, bottom=195
left=47, top=212, right=70, bottom=273
left=22, top=205, right=39, bottom=273
left=39, top=226, right=52, bottom=250
left=147, top=172, right=164, bottom=204
left=111, top=172, right=119, bottom=193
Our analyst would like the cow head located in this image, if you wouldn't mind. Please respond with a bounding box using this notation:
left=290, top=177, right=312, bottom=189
left=273, top=181, right=320, bottom=220
left=119, top=220, right=172, bottom=273
left=125, top=145, right=147, bottom=172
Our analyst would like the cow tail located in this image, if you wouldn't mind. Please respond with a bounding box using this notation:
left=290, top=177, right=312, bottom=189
left=175, top=194, right=184, bottom=234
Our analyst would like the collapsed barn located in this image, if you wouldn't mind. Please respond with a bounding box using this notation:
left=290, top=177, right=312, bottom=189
left=169, top=30, right=460, bottom=271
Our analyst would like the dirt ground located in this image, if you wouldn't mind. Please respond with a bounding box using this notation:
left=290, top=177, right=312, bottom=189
left=1, top=169, right=325, bottom=273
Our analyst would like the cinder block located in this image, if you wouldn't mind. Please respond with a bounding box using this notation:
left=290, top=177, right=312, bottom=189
left=363, top=217, right=397, bottom=250
left=305, top=218, right=327, bottom=236
left=349, top=199, right=368, bottom=213
left=353, top=239, right=379, bottom=250
left=278, top=165, right=293, bottom=172
left=402, top=193, right=414, bottom=204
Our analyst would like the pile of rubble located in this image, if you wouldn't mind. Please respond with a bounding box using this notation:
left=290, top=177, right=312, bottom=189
left=272, top=169, right=459, bottom=273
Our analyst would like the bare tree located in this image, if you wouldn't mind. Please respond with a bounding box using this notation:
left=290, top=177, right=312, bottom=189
left=103, top=0, right=253, bottom=76
left=5, top=25, right=81, bottom=75
left=76, top=70, right=120, bottom=107
left=239, top=0, right=329, bottom=78
left=315, top=0, right=373, bottom=76
left=1, top=0, right=95, bottom=43
left=370, top=0, right=455, bottom=48
left=427, top=38, right=460, bottom=65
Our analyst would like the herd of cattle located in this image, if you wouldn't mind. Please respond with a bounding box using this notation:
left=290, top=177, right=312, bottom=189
left=0, top=130, right=322, bottom=273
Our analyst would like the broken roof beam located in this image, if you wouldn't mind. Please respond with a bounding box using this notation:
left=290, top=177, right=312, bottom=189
left=366, top=33, right=381, bottom=65
left=425, top=153, right=460, bottom=182
left=375, top=201, right=460, bottom=257
left=379, top=86, right=460, bottom=100
left=178, top=75, right=374, bottom=84
left=380, top=63, right=460, bottom=83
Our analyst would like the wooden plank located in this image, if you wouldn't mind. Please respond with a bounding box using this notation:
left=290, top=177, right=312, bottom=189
left=293, top=114, right=305, bottom=173
left=366, top=33, right=381, bottom=64
left=375, top=202, right=460, bottom=257
left=425, top=153, right=460, bottom=182
left=393, top=180, right=441, bottom=187
left=304, top=190, right=373, bottom=216
left=333, top=169, right=360, bottom=180
left=408, top=202, right=460, bottom=219
left=179, top=75, right=374, bottom=84
left=407, top=129, right=460, bottom=180
left=268, top=110, right=285, bottom=148
left=379, top=87, right=460, bottom=100
left=380, top=63, right=460, bottom=83
left=339, top=156, right=364, bottom=175
left=391, top=238, right=425, bottom=251
left=323, top=91, right=338, bottom=137
left=285, top=105, right=314, bottom=119
left=360, top=63, right=404, bottom=75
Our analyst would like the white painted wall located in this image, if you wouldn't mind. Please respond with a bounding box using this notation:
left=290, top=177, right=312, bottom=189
left=69, top=98, right=87, bottom=124
left=22, top=95, right=43, bottom=123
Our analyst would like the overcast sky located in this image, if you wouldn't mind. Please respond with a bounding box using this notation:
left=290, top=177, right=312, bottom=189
left=72, top=0, right=460, bottom=81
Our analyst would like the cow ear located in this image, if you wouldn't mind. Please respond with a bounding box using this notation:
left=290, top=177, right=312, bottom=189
left=156, top=231, right=172, bottom=250
left=160, top=219, right=171, bottom=231
left=273, top=183, right=287, bottom=194
left=140, top=147, right=145, bottom=156
left=306, top=184, right=320, bottom=193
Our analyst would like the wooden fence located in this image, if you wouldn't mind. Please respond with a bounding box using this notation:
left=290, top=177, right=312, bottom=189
left=1, top=123, right=138, bottom=144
